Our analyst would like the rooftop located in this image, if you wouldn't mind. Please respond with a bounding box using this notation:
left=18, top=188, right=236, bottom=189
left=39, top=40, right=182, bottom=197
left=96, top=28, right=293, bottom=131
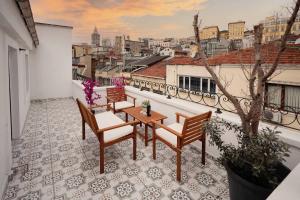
left=129, top=55, right=169, bottom=67
left=168, top=43, right=300, bottom=66
left=132, top=59, right=171, bottom=79
left=4, top=98, right=229, bottom=200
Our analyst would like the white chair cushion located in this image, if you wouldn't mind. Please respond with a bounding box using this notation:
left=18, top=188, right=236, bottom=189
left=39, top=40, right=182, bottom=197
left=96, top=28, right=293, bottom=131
left=113, top=101, right=134, bottom=110
left=156, top=123, right=183, bottom=146
left=95, top=111, right=133, bottom=143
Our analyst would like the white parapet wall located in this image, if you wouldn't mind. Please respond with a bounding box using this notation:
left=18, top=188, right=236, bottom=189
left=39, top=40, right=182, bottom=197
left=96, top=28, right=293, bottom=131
left=72, top=80, right=300, bottom=169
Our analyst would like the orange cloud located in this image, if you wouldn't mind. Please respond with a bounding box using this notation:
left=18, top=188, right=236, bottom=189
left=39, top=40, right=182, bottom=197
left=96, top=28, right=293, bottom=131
left=30, top=0, right=207, bottom=42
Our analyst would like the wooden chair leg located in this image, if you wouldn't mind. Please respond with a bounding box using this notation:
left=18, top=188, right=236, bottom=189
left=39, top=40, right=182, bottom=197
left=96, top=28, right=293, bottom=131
left=202, top=138, right=206, bottom=165
left=176, top=151, right=181, bottom=182
left=145, top=125, right=149, bottom=146
left=82, top=119, right=85, bottom=140
left=133, top=134, right=137, bottom=160
left=152, top=132, right=156, bottom=160
left=100, top=145, right=105, bottom=174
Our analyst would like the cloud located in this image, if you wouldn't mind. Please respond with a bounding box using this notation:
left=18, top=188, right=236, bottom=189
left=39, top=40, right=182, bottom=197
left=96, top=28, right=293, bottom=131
left=30, top=0, right=207, bottom=42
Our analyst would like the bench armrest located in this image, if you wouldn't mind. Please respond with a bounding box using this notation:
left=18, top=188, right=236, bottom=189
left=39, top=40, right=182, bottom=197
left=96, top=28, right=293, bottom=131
left=151, top=120, right=182, bottom=138
left=97, top=120, right=140, bottom=133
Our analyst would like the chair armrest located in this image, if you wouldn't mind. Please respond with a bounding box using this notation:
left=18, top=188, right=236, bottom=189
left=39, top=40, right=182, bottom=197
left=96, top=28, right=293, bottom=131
left=125, top=94, right=136, bottom=106
left=97, top=120, right=140, bottom=133
left=125, top=94, right=136, bottom=100
left=90, top=103, right=111, bottom=110
left=175, top=112, right=190, bottom=123
left=151, top=120, right=182, bottom=138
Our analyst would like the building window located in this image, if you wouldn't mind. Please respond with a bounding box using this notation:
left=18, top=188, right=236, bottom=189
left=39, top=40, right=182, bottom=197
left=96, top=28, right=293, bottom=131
left=178, top=76, right=216, bottom=93
left=184, top=77, right=190, bottom=89
left=191, top=77, right=201, bottom=91
left=202, top=78, right=208, bottom=92
left=210, top=80, right=216, bottom=93
left=266, top=84, right=300, bottom=112
left=179, top=76, right=184, bottom=88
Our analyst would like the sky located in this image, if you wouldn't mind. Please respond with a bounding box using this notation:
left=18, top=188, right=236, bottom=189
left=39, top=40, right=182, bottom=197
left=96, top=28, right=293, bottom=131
left=30, top=0, right=292, bottom=43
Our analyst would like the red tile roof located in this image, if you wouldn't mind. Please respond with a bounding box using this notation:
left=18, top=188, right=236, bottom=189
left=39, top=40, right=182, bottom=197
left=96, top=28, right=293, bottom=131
left=169, top=43, right=300, bottom=66
left=131, top=44, right=300, bottom=79
left=132, top=59, right=170, bottom=79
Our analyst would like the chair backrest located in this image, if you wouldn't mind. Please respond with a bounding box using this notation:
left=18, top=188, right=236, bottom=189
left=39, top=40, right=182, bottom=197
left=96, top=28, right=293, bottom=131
left=76, top=98, right=99, bottom=133
left=182, top=111, right=212, bottom=145
left=106, top=87, right=126, bottom=102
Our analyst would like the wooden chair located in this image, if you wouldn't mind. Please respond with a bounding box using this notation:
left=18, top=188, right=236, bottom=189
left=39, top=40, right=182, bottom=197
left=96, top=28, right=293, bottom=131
left=152, top=111, right=212, bottom=181
left=106, top=87, right=136, bottom=114
left=76, top=99, right=139, bottom=173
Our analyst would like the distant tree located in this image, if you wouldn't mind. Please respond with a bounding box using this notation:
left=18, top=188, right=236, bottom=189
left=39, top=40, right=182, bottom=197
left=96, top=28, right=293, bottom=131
left=193, top=0, right=300, bottom=135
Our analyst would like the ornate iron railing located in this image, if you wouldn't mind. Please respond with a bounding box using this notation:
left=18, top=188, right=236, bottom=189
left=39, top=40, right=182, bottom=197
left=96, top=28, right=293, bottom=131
left=74, top=73, right=300, bottom=130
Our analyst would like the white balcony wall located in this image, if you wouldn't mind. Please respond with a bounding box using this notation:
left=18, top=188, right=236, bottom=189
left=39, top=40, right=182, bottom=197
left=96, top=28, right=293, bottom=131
left=0, top=0, right=34, bottom=196
left=72, top=81, right=300, bottom=170
left=30, top=23, right=73, bottom=99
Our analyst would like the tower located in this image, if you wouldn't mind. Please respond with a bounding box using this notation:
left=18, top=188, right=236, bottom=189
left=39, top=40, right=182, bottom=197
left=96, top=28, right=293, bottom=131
left=91, top=27, right=100, bottom=46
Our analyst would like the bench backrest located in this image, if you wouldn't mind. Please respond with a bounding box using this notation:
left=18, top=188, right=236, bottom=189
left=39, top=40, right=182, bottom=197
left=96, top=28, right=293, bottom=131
left=76, top=98, right=99, bottom=133
left=106, top=87, right=126, bottom=102
left=182, top=111, right=212, bottom=145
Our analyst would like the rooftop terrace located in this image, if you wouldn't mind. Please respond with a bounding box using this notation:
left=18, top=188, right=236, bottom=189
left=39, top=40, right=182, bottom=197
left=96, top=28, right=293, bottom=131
left=4, top=98, right=228, bottom=200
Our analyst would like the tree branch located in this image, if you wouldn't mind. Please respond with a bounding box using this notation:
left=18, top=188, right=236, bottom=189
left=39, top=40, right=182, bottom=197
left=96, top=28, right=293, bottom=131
left=263, top=0, right=300, bottom=81
left=193, top=14, right=247, bottom=120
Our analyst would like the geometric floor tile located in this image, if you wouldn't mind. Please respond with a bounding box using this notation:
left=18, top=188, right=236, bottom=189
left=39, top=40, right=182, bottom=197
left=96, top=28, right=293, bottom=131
left=3, top=98, right=229, bottom=200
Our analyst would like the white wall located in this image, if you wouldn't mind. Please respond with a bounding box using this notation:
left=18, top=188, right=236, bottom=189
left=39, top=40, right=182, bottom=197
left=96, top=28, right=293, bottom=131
left=0, top=0, right=33, bottom=195
left=30, top=23, right=73, bottom=99
left=72, top=81, right=300, bottom=170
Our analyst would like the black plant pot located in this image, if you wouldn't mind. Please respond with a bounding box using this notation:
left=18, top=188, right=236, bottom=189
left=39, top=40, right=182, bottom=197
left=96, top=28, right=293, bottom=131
left=225, top=163, right=290, bottom=200
left=147, top=105, right=151, bottom=116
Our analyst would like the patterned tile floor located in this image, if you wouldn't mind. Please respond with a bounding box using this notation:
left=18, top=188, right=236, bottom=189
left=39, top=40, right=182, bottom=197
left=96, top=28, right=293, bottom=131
left=2, top=98, right=229, bottom=200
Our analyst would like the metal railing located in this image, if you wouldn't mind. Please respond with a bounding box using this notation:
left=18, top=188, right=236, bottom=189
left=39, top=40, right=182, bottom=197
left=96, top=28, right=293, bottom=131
left=74, top=73, right=300, bottom=130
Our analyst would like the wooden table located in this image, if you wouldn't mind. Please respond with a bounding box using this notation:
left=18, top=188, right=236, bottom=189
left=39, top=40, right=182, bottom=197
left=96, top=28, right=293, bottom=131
left=123, top=106, right=167, bottom=146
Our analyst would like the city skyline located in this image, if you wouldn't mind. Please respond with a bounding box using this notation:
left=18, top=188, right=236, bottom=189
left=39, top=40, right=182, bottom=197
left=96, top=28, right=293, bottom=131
left=31, top=0, right=290, bottom=43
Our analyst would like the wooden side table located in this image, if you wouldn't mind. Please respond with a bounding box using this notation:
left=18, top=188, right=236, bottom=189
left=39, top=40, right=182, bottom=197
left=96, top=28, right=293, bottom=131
left=123, top=106, right=167, bottom=146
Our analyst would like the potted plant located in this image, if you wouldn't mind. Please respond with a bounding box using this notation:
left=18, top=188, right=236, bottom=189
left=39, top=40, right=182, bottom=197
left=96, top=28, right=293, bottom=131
left=82, top=79, right=101, bottom=113
left=141, top=100, right=151, bottom=116
left=206, top=118, right=290, bottom=200
left=192, top=2, right=299, bottom=199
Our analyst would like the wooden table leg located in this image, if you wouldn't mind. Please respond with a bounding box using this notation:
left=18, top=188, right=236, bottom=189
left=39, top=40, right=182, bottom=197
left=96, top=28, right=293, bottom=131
left=161, top=119, right=164, bottom=124
left=145, top=124, right=148, bottom=146
left=125, top=113, right=128, bottom=122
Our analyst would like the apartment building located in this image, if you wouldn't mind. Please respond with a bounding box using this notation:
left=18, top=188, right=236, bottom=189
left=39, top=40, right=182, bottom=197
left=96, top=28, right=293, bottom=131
left=166, top=43, right=300, bottom=128
left=228, top=21, right=245, bottom=40
left=114, top=35, right=148, bottom=56
left=200, top=26, right=219, bottom=40
left=102, top=38, right=112, bottom=47
left=262, top=15, right=300, bottom=43
left=219, top=30, right=229, bottom=40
